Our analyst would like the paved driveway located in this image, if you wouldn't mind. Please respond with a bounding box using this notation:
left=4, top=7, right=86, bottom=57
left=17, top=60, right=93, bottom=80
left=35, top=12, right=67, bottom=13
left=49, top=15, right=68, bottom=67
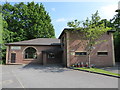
left=1, top=64, right=119, bottom=88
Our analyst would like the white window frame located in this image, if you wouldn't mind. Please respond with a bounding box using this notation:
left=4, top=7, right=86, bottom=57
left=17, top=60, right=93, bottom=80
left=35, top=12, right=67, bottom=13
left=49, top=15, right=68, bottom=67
left=24, top=47, right=37, bottom=59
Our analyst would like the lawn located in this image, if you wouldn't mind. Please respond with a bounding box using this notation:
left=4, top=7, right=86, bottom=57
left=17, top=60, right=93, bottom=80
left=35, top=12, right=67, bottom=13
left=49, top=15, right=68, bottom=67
left=73, top=67, right=120, bottom=77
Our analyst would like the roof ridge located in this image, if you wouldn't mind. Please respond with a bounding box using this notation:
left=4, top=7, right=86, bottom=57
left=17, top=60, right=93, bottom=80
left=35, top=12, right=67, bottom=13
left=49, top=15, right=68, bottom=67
left=5, top=38, right=60, bottom=46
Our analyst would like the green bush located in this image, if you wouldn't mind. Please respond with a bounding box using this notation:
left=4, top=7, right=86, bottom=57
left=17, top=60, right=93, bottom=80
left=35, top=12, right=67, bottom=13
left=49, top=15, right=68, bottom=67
left=0, top=60, right=6, bottom=64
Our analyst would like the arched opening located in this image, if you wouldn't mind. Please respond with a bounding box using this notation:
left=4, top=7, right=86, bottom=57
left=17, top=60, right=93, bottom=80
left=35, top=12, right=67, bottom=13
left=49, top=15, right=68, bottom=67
left=24, top=47, right=37, bottom=59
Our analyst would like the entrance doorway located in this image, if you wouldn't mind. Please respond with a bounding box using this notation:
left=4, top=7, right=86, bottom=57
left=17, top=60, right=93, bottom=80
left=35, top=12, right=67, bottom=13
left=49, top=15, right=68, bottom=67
left=11, top=53, right=16, bottom=63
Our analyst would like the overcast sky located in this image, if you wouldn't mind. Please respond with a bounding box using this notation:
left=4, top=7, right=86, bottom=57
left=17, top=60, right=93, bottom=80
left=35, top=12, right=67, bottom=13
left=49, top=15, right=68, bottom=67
left=1, top=0, right=119, bottom=38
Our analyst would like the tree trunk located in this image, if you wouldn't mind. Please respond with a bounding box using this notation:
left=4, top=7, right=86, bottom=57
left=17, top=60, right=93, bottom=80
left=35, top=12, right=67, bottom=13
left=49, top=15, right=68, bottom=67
left=88, top=54, right=91, bottom=68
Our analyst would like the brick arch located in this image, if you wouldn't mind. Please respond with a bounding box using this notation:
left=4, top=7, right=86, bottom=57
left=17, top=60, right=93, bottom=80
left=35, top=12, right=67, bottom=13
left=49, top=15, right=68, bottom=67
left=22, top=46, right=39, bottom=59
left=22, top=46, right=38, bottom=54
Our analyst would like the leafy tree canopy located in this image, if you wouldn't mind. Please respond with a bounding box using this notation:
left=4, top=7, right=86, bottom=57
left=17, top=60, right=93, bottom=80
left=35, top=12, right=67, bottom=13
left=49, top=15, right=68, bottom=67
left=2, top=2, right=55, bottom=43
left=110, top=9, right=120, bottom=62
left=67, top=11, right=112, bottom=67
left=67, top=11, right=111, bottom=49
left=1, top=2, right=55, bottom=60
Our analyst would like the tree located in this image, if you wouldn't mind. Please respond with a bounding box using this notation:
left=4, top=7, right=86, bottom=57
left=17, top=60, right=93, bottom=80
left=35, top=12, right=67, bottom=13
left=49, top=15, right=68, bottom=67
left=0, top=5, right=2, bottom=44
left=2, top=2, right=55, bottom=42
left=2, top=2, right=55, bottom=60
left=110, top=9, right=120, bottom=62
left=67, top=11, right=111, bottom=68
left=0, top=5, right=2, bottom=61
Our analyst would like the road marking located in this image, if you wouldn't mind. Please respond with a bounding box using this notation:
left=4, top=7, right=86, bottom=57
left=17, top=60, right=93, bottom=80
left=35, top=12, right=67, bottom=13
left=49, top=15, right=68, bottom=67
left=12, top=70, right=25, bottom=88
left=0, top=80, right=13, bottom=85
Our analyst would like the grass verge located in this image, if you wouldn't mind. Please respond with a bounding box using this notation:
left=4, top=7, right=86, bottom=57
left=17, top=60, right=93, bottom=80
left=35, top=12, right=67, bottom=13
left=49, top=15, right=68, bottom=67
left=73, top=67, right=120, bottom=77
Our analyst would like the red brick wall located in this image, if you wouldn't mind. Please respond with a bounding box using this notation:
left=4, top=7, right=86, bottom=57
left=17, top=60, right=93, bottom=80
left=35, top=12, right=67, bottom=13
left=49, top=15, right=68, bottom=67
left=66, top=31, right=115, bottom=67
left=6, top=30, right=115, bottom=67
left=60, top=33, right=67, bottom=66
left=6, top=45, right=61, bottom=64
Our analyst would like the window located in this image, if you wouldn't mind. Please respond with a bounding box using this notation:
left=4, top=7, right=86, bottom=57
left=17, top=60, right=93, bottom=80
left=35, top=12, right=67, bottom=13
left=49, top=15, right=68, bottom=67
left=24, top=47, right=37, bottom=59
left=75, top=52, right=87, bottom=56
left=97, top=52, right=108, bottom=56
left=48, top=53, right=55, bottom=58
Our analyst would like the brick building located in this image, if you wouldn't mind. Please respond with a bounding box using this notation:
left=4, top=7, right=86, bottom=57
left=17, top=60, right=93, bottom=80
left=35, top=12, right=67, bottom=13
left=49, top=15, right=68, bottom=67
left=5, top=28, right=115, bottom=67
left=5, top=38, right=63, bottom=65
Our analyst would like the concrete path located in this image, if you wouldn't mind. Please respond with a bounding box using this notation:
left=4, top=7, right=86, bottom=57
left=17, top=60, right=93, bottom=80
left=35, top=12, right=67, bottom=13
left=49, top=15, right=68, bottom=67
left=1, top=64, right=119, bottom=88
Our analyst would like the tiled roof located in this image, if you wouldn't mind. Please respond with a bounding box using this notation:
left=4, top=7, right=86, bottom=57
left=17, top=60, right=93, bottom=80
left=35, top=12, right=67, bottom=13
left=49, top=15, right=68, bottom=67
left=5, top=38, right=61, bottom=46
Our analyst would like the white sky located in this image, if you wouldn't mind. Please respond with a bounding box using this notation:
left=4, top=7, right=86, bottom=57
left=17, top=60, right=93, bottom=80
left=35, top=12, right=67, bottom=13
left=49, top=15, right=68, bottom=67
left=99, top=4, right=118, bottom=20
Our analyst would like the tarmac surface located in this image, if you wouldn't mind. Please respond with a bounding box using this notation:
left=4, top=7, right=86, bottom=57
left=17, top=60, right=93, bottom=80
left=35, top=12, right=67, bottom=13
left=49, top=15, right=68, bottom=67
left=1, top=64, right=119, bottom=88
left=99, top=62, right=120, bottom=74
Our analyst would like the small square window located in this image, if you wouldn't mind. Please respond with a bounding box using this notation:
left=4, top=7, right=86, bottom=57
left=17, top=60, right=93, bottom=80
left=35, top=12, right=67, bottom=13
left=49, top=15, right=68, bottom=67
left=75, top=52, right=87, bottom=56
left=48, top=53, right=55, bottom=58
left=97, top=52, right=108, bottom=56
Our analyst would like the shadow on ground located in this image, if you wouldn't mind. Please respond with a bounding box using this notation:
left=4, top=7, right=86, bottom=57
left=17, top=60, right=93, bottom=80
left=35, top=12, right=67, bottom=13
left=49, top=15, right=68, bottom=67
left=20, top=63, right=70, bottom=73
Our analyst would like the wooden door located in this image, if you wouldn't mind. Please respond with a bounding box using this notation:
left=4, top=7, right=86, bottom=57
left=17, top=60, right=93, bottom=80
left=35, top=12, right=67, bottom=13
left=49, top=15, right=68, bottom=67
left=11, top=53, right=16, bottom=63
